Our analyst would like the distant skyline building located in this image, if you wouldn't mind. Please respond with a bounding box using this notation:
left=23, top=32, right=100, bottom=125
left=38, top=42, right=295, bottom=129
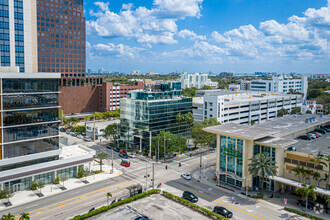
left=37, top=0, right=86, bottom=77
left=181, top=72, right=217, bottom=89
left=0, top=0, right=38, bottom=73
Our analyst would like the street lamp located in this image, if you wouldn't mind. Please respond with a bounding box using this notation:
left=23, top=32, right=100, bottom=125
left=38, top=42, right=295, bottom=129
left=244, top=176, right=250, bottom=196
left=163, top=137, right=170, bottom=163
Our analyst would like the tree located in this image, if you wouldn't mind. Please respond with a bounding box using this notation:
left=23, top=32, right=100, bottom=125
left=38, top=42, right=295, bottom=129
left=103, top=123, right=119, bottom=141
left=184, top=112, right=194, bottom=130
left=31, top=180, right=38, bottom=190
left=296, top=183, right=317, bottom=211
left=277, top=108, right=288, bottom=117
left=176, top=112, right=184, bottom=134
left=19, top=212, right=30, bottom=220
left=309, top=151, right=326, bottom=187
left=201, top=85, right=212, bottom=90
left=306, top=110, right=312, bottom=114
left=37, top=180, right=45, bottom=194
left=307, top=89, right=323, bottom=99
left=250, top=120, right=255, bottom=125
left=96, top=152, right=108, bottom=171
left=1, top=213, right=15, bottom=220
left=323, top=154, right=330, bottom=188
left=327, top=197, right=330, bottom=204
left=77, top=166, right=84, bottom=178
left=59, top=109, right=67, bottom=124
left=68, top=117, right=79, bottom=125
left=290, top=107, right=301, bottom=115
left=55, top=174, right=60, bottom=184
left=292, top=166, right=306, bottom=183
left=248, top=154, right=278, bottom=196
left=106, top=192, right=112, bottom=206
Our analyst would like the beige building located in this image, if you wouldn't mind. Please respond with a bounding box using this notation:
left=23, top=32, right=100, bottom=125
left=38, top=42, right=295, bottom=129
left=204, top=114, right=330, bottom=197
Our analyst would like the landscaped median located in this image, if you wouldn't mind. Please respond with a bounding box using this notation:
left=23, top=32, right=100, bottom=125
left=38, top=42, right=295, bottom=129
left=70, top=189, right=227, bottom=220
left=284, top=207, right=325, bottom=220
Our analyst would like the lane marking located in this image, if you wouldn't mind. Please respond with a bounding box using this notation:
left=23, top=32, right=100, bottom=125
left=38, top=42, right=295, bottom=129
left=181, top=186, right=264, bottom=220
left=189, top=156, right=216, bottom=165
left=25, top=180, right=133, bottom=218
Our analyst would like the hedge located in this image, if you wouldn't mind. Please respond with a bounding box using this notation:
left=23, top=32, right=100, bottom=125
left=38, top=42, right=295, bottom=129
left=70, top=189, right=161, bottom=220
left=162, top=191, right=228, bottom=220
left=284, top=207, right=325, bottom=220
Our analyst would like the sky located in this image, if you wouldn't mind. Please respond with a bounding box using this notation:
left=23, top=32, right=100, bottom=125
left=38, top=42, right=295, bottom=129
left=85, top=0, right=330, bottom=74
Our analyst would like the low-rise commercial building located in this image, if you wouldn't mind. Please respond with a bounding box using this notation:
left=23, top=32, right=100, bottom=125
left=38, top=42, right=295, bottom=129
left=120, top=82, right=192, bottom=149
left=86, top=120, right=119, bottom=141
left=204, top=114, right=330, bottom=196
left=0, top=73, right=95, bottom=193
left=193, top=90, right=303, bottom=124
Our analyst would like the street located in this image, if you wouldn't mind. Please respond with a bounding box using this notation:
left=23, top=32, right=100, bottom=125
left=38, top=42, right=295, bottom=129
left=0, top=146, right=308, bottom=220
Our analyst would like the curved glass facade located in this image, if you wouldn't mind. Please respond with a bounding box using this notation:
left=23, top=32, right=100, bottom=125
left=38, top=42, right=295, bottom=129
left=3, top=108, right=59, bottom=126
left=3, top=123, right=59, bottom=143
left=3, top=93, right=58, bottom=109
left=3, top=137, right=59, bottom=158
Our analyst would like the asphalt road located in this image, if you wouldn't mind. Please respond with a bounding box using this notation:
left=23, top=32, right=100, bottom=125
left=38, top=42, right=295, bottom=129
left=0, top=148, right=310, bottom=220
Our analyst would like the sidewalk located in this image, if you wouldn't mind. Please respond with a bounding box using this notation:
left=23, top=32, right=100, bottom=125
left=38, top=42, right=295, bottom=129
left=0, top=162, right=122, bottom=211
left=193, top=166, right=329, bottom=219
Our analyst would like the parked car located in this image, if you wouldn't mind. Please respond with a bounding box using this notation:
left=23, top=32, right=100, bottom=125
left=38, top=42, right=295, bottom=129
left=297, top=198, right=315, bottom=210
left=113, top=147, right=120, bottom=152
left=287, top=146, right=297, bottom=151
left=298, top=135, right=312, bottom=140
left=77, top=135, right=84, bottom=139
left=321, top=126, right=330, bottom=132
left=66, top=130, right=71, bottom=134
left=60, top=128, right=66, bottom=132
left=181, top=173, right=192, bottom=180
left=314, top=131, right=322, bottom=137
left=119, top=153, right=128, bottom=159
left=121, top=159, right=130, bottom=167
left=84, top=137, right=92, bottom=142
left=307, top=133, right=316, bottom=139
left=119, top=150, right=127, bottom=155
left=213, top=206, right=233, bottom=218
left=182, top=191, right=198, bottom=203
left=135, top=216, right=148, bottom=220
left=309, top=132, right=319, bottom=138
left=314, top=129, right=326, bottom=134
left=128, top=152, right=136, bottom=158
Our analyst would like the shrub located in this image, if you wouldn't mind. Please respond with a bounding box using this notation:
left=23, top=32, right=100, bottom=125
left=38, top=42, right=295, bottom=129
left=162, top=191, right=227, bottom=220
left=284, top=207, right=325, bottom=220
left=70, top=189, right=161, bottom=220
left=54, top=174, right=60, bottom=184
left=77, top=166, right=84, bottom=178
left=32, top=180, right=38, bottom=190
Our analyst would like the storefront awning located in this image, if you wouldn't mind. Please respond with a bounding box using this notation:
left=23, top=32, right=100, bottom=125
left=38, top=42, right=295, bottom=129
left=269, top=176, right=330, bottom=196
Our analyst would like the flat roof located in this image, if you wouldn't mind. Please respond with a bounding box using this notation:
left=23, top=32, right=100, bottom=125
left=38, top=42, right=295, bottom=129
left=255, top=136, right=297, bottom=149
left=255, top=114, right=330, bottom=137
left=86, top=120, right=120, bottom=129
left=290, top=132, right=330, bottom=154
left=0, top=72, right=61, bottom=79
left=61, top=144, right=95, bottom=159
left=203, top=123, right=279, bottom=140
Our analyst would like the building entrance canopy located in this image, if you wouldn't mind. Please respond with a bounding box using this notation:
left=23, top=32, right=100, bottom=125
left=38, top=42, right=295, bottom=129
left=269, top=176, right=330, bottom=196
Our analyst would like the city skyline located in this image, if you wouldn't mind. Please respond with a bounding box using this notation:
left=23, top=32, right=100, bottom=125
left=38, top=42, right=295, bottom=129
left=85, top=0, right=330, bottom=74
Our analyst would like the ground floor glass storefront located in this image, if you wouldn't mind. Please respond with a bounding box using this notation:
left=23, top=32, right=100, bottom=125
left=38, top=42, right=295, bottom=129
left=4, top=177, right=32, bottom=192
left=35, top=171, right=54, bottom=185
left=57, top=166, right=77, bottom=180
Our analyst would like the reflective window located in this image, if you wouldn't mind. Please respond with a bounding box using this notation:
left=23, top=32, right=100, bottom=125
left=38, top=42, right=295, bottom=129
left=3, top=123, right=59, bottom=143
left=57, top=166, right=77, bottom=180
left=35, top=172, right=54, bottom=184
left=3, top=137, right=59, bottom=158
left=3, top=93, right=58, bottom=109
left=2, top=79, right=58, bottom=93
left=0, top=156, right=58, bottom=172
left=4, top=108, right=58, bottom=126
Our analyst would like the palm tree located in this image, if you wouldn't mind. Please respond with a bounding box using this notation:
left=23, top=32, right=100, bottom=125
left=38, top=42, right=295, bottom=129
left=96, top=152, right=108, bottom=172
left=309, top=151, right=326, bottom=187
left=292, top=166, right=305, bottom=183
left=248, top=153, right=278, bottom=196
left=296, top=183, right=317, bottom=211
left=1, top=213, right=15, bottom=220
left=19, top=212, right=30, bottom=220
left=326, top=197, right=330, bottom=204
left=176, top=113, right=183, bottom=134
left=324, top=154, right=330, bottom=188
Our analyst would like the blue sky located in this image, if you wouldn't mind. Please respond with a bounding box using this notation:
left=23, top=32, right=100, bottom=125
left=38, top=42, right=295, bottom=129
left=85, top=0, right=330, bottom=74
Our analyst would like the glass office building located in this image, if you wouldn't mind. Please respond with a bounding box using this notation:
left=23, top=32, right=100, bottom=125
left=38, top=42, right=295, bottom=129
left=120, top=82, right=192, bottom=149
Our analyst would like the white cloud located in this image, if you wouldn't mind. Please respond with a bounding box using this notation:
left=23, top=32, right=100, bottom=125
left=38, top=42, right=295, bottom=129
left=88, top=42, right=144, bottom=59
left=87, top=0, right=203, bottom=45
left=122, top=3, right=134, bottom=10
left=178, top=29, right=206, bottom=40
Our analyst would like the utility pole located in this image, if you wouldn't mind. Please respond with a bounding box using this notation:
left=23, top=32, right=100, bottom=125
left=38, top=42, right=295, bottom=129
left=152, top=162, right=155, bottom=189
left=199, top=151, right=202, bottom=178
left=93, top=115, right=96, bottom=142
left=149, top=131, right=152, bottom=158
left=111, top=148, right=114, bottom=174
left=157, top=139, right=160, bottom=162
left=163, top=138, right=166, bottom=163
left=145, top=162, right=148, bottom=192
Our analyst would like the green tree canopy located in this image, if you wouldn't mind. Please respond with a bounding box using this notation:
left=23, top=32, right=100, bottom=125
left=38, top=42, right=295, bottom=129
left=104, top=123, right=119, bottom=141
left=248, top=153, right=278, bottom=196
left=296, top=183, right=317, bottom=211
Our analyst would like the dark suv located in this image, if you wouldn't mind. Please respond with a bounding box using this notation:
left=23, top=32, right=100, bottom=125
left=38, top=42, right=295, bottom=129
left=182, top=191, right=198, bottom=203
left=297, top=198, right=315, bottom=209
left=213, top=206, right=233, bottom=218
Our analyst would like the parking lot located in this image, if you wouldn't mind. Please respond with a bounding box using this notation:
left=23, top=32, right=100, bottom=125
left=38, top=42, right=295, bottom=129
left=292, top=130, right=330, bottom=154
left=93, top=194, right=209, bottom=220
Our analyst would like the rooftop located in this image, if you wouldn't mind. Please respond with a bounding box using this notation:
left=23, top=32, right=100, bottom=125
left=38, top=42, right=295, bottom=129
left=203, top=123, right=278, bottom=140
left=255, top=114, right=330, bottom=137
left=255, top=136, right=297, bottom=149
left=0, top=72, right=61, bottom=79
left=289, top=132, right=330, bottom=154
left=86, top=119, right=120, bottom=129
left=60, top=144, right=95, bottom=159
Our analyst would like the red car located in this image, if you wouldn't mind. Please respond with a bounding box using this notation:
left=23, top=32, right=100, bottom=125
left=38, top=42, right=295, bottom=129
left=119, top=150, right=127, bottom=155
left=121, top=160, right=130, bottom=167
left=308, top=132, right=319, bottom=138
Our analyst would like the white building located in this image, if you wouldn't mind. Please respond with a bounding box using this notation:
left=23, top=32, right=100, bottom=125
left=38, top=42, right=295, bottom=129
left=181, top=72, right=217, bottom=89
left=249, top=76, right=308, bottom=100
left=308, top=74, right=328, bottom=79
left=0, top=0, right=38, bottom=73
left=193, top=90, right=303, bottom=124
left=86, top=120, right=120, bottom=140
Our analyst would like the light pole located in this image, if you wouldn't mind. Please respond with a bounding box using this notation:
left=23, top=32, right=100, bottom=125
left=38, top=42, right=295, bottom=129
left=157, top=138, right=160, bottom=162
left=163, top=137, right=166, bottom=163
left=244, top=176, right=250, bottom=196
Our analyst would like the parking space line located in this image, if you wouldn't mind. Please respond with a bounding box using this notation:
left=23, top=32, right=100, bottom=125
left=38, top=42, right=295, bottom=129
left=181, top=186, right=264, bottom=220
